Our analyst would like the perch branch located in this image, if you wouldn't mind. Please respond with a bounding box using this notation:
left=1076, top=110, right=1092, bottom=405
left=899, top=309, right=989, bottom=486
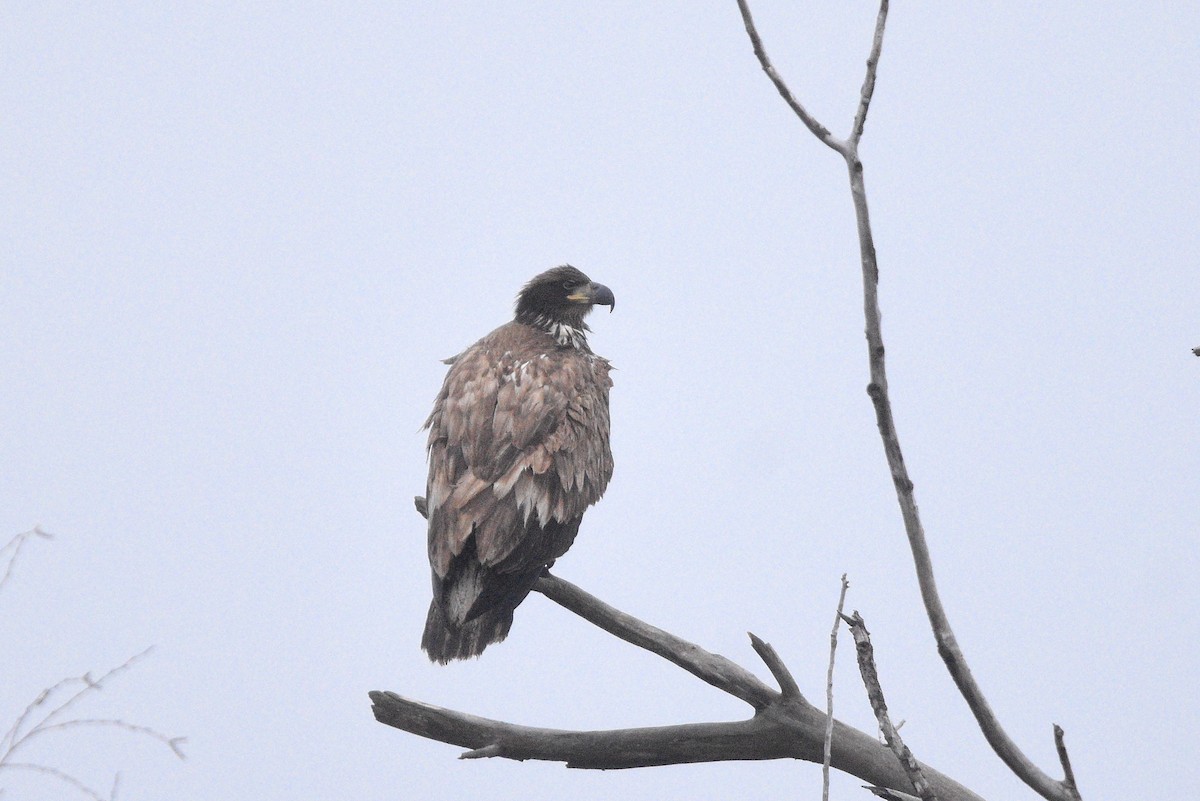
left=379, top=537, right=986, bottom=800
left=536, top=573, right=778, bottom=709
left=736, top=2, right=1083, bottom=799
left=844, top=612, right=937, bottom=801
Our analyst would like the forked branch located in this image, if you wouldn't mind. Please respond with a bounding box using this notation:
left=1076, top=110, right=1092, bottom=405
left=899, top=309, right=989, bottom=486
left=735, top=2, right=1082, bottom=799
left=374, top=568, right=985, bottom=800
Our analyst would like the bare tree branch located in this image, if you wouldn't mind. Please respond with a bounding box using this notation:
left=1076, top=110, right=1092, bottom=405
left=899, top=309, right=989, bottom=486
left=735, top=3, right=1084, bottom=799
left=823, top=574, right=850, bottom=801
left=1053, top=725, right=1080, bottom=796
left=2, top=762, right=109, bottom=801
left=1, top=645, right=186, bottom=800
left=535, top=573, right=778, bottom=710
left=374, top=570, right=987, bottom=801
left=0, top=526, right=53, bottom=596
left=371, top=693, right=792, bottom=769
left=747, top=633, right=802, bottom=701
left=844, top=612, right=937, bottom=801
left=850, top=0, right=890, bottom=144
left=735, top=0, right=846, bottom=155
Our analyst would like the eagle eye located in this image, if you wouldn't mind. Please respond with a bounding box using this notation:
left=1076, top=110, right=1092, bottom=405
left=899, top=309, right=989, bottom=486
left=562, top=280, right=575, bottom=290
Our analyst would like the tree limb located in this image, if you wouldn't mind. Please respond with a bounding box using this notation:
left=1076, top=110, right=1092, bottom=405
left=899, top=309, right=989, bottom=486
left=735, top=2, right=1083, bottom=799
left=374, top=569, right=986, bottom=801
left=735, top=0, right=846, bottom=156
left=534, top=573, right=778, bottom=710
left=850, top=0, right=889, bottom=144
left=370, top=694, right=792, bottom=769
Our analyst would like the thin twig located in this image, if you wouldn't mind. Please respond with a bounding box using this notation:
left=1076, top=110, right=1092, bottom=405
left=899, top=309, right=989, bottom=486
left=24, top=720, right=186, bottom=759
left=2, top=762, right=107, bottom=801
left=0, top=526, right=53, bottom=596
left=823, top=574, right=850, bottom=801
left=7, top=648, right=156, bottom=761
left=1, top=676, right=79, bottom=757
left=0, top=647, right=186, bottom=801
left=844, top=612, right=937, bottom=801
left=850, top=0, right=890, bottom=144
left=735, top=0, right=846, bottom=155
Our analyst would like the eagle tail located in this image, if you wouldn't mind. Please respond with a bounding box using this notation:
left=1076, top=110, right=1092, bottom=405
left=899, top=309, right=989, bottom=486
left=421, top=600, right=514, bottom=664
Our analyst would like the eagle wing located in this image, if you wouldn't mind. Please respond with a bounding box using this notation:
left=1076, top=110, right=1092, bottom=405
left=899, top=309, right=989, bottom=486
left=424, top=323, right=613, bottom=614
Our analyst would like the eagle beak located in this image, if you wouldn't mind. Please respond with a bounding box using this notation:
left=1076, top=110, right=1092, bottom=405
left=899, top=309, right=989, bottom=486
left=587, top=282, right=615, bottom=312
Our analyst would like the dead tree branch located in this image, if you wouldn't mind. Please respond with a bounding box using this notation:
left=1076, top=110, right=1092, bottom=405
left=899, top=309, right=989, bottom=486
left=844, top=611, right=937, bottom=801
left=374, top=567, right=986, bottom=800
left=534, top=572, right=779, bottom=709
left=735, top=2, right=1082, bottom=799
left=823, top=574, right=850, bottom=801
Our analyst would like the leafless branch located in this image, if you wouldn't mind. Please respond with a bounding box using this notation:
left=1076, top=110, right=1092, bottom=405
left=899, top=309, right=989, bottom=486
left=3, top=648, right=157, bottom=761
left=747, top=633, right=802, bottom=701
left=823, top=574, right=850, bottom=801
left=0, top=526, right=53, bottom=596
left=0, top=647, right=186, bottom=799
left=735, top=3, right=1083, bottom=799
left=1053, top=725, right=1080, bottom=796
left=534, top=572, right=778, bottom=710
left=850, top=0, right=890, bottom=143
left=2, top=762, right=109, bottom=801
left=844, top=611, right=937, bottom=801
left=735, top=0, right=846, bottom=155
left=375, top=564, right=987, bottom=801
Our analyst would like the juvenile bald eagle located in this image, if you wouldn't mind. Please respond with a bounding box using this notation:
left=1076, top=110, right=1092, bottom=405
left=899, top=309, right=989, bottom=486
left=421, top=265, right=615, bottom=663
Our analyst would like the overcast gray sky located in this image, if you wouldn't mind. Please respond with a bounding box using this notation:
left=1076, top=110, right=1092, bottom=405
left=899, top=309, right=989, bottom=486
left=3, top=2, right=1197, bottom=799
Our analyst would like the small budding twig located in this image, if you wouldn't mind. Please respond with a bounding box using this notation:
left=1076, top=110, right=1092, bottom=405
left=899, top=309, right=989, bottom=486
left=843, top=611, right=937, bottom=801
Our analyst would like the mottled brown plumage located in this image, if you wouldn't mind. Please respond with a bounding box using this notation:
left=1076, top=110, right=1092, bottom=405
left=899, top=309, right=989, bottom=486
left=421, top=266, right=615, bottom=663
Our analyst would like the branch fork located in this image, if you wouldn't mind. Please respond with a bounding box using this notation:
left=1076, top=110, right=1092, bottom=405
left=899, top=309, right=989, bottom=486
left=374, top=565, right=985, bottom=800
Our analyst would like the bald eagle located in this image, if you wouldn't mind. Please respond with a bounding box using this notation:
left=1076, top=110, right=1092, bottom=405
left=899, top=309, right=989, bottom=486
left=420, top=266, right=616, bottom=663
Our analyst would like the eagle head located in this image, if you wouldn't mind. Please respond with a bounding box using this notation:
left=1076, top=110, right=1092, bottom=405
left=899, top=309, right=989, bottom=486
left=514, top=266, right=615, bottom=334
